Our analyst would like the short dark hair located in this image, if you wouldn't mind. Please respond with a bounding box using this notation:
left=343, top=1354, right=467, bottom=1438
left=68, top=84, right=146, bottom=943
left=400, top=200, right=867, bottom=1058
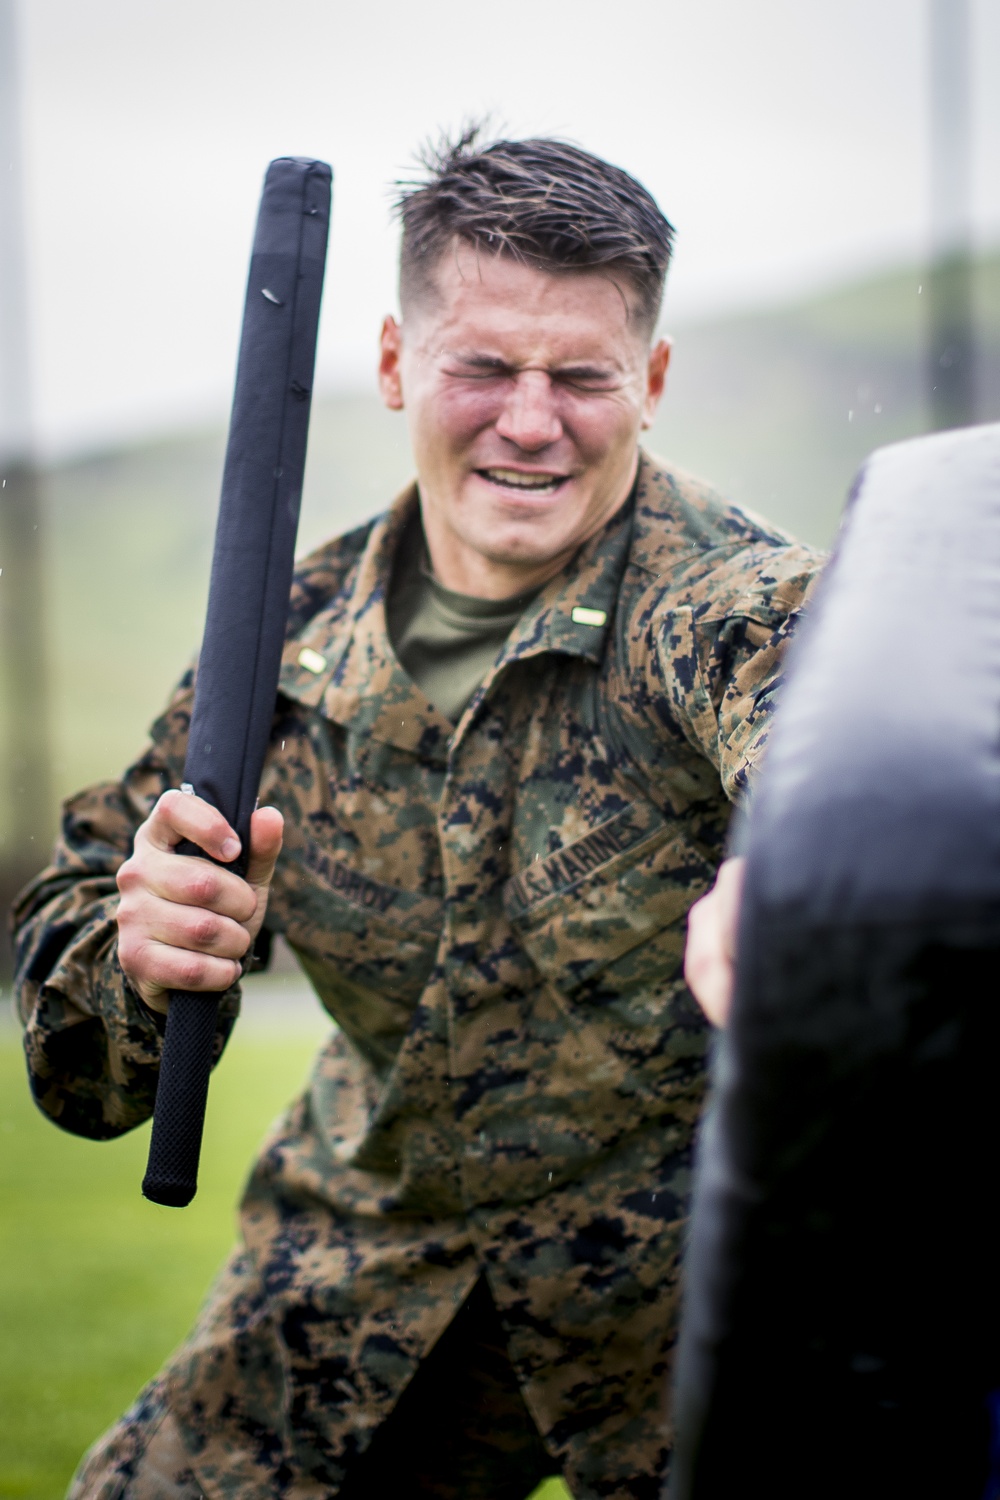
left=394, top=124, right=674, bottom=331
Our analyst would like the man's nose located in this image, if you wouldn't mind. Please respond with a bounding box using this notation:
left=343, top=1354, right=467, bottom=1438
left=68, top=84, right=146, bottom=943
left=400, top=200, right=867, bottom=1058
left=494, top=370, right=563, bottom=451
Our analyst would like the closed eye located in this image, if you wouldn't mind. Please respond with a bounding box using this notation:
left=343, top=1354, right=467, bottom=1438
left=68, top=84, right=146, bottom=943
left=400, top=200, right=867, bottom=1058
left=444, top=357, right=515, bottom=379
left=554, top=368, right=622, bottom=392
left=443, top=357, right=622, bottom=391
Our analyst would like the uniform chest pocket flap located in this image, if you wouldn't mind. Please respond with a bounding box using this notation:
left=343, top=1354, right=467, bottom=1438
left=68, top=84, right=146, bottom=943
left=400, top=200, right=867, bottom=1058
left=276, top=834, right=444, bottom=1006
left=503, top=803, right=716, bottom=999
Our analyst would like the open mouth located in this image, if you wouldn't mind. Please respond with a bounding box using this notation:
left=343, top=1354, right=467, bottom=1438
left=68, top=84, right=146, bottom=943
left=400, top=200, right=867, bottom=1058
left=476, top=467, right=568, bottom=497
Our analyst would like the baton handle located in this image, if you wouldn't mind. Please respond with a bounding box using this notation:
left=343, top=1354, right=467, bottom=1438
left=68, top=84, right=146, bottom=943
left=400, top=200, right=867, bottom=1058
left=141, top=991, right=222, bottom=1206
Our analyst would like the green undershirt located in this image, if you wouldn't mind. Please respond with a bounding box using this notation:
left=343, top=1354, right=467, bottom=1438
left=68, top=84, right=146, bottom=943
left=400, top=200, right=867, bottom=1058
left=387, top=516, right=542, bottom=723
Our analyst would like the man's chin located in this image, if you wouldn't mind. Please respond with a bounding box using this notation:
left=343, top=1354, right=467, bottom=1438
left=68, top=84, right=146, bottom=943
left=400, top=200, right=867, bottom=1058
left=439, top=473, right=624, bottom=581
left=457, top=521, right=582, bottom=576
left=456, top=493, right=582, bottom=560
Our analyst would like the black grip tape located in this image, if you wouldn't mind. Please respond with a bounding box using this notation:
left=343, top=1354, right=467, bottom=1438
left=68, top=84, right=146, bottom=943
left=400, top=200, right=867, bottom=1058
left=141, top=991, right=223, bottom=1207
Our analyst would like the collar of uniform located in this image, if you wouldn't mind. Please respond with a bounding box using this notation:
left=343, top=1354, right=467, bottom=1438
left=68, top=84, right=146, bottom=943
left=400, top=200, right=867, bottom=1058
left=279, top=484, right=454, bottom=764
left=279, top=455, right=647, bottom=755
left=445, top=460, right=641, bottom=745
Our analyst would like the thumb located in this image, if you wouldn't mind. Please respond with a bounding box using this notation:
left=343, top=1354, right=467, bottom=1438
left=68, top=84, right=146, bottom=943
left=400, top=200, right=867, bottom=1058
left=245, top=805, right=284, bottom=894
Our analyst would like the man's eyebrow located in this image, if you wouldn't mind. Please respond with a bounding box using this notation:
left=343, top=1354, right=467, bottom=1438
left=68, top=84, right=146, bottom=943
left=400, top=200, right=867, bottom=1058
left=552, top=362, right=621, bottom=380
left=448, top=353, right=514, bottom=372
left=445, top=352, right=622, bottom=379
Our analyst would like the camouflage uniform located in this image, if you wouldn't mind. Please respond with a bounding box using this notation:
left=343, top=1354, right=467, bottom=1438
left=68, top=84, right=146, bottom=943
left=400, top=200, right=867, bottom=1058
left=13, top=452, right=823, bottom=1499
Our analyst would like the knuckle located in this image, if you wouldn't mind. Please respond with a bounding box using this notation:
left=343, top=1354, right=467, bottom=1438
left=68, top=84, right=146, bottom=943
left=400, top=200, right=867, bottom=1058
left=150, top=947, right=176, bottom=985
left=116, top=890, right=144, bottom=931
left=153, top=789, right=183, bottom=826
left=190, top=912, right=221, bottom=948
left=175, top=952, right=208, bottom=990
left=117, top=932, right=139, bottom=970
left=186, top=868, right=218, bottom=907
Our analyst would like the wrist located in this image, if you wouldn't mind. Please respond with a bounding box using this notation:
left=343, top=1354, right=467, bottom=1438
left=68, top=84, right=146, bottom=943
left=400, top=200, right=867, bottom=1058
left=117, top=959, right=169, bottom=1036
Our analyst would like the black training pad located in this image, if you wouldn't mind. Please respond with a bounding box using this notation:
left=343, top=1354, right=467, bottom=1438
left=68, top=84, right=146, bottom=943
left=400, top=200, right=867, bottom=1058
left=671, top=424, right=1000, bottom=1498
left=142, top=158, right=331, bottom=1207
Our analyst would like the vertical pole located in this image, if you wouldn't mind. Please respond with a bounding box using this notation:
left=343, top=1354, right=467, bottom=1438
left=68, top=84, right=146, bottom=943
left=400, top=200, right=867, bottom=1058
left=928, top=0, right=977, bottom=430
left=0, top=0, right=52, bottom=975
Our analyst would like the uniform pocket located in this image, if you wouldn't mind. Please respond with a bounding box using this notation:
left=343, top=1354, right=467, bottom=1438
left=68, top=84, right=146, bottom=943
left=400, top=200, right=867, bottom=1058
left=272, top=834, right=443, bottom=1007
left=504, top=803, right=716, bottom=1005
left=504, top=803, right=713, bottom=1108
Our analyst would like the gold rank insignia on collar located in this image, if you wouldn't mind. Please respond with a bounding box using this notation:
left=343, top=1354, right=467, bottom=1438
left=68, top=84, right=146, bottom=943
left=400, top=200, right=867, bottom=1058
left=570, top=606, right=608, bottom=628
left=298, top=647, right=328, bottom=674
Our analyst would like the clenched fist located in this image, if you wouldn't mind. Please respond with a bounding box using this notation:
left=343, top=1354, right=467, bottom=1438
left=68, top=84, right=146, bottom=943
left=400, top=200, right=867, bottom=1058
left=116, top=788, right=284, bottom=1014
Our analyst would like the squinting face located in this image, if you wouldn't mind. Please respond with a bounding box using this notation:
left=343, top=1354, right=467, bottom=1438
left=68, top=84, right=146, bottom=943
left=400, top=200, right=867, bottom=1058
left=378, top=242, right=670, bottom=596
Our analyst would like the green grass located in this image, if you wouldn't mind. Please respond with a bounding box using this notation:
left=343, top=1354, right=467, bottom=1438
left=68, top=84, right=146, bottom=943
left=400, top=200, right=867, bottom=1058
left=0, top=998, right=570, bottom=1500
left=0, top=1003, right=319, bottom=1498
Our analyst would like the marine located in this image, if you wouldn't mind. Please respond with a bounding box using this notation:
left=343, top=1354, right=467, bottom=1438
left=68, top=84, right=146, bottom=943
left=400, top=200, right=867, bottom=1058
left=12, top=128, right=824, bottom=1499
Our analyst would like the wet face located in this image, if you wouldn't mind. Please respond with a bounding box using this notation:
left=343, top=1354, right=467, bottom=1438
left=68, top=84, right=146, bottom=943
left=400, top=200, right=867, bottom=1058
left=378, top=241, right=670, bottom=597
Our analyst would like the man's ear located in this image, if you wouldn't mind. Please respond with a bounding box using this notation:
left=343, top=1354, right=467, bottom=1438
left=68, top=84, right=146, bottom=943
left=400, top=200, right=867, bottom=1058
left=378, top=315, right=404, bottom=410
left=641, top=337, right=672, bottom=430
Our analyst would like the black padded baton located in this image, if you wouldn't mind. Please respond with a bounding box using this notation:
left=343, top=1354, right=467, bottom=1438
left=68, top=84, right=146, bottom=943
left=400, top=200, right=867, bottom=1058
left=142, top=157, right=331, bottom=1207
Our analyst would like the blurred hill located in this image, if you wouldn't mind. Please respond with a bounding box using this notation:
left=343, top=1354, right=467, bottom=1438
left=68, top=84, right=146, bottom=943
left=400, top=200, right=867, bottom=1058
left=656, top=254, right=999, bottom=541
left=22, top=253, right=1000, bottom=825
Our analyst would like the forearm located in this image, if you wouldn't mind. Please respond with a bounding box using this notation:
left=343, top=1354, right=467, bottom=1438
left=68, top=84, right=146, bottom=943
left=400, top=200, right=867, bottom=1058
left=11, top=762, right=240, bottom=1140
left=18, top=899, right=171, bottom=1140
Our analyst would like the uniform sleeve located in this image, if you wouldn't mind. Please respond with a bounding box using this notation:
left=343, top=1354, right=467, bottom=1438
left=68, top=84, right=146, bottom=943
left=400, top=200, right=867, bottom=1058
left=9, top=674, right=241, bottom=1141
left=647, top=542, right=825, bottom=803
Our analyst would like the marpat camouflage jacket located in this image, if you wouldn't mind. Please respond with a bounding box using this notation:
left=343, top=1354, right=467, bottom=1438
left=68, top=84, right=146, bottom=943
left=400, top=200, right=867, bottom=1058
left=13, top=451, right=824, bottom=1499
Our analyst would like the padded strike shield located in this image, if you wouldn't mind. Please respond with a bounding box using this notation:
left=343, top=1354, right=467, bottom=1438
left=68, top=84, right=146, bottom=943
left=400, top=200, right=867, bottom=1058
left=671, top=424, right=1000, bottom=1498
left=142, top=157, right=331, bottom=1208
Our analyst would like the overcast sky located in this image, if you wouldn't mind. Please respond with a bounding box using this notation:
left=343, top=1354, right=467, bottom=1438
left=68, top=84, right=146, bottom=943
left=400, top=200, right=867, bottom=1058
left=7, top=0, right=1000, bottom=456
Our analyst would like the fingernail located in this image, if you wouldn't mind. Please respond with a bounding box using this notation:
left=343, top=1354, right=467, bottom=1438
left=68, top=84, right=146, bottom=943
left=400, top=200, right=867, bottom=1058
left=221, top=837, right=240, bottom=861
